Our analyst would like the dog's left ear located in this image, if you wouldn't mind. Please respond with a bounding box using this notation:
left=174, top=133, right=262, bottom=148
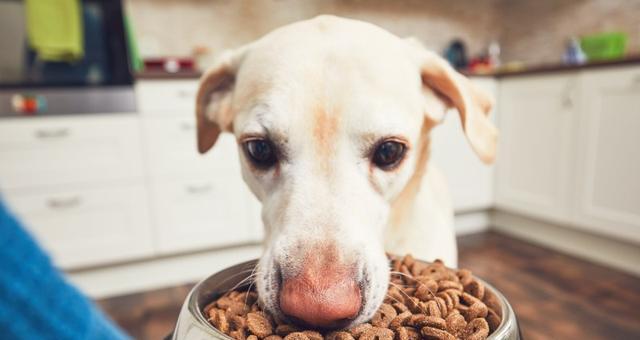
left=196, top=46, right=249, bottom=154
left=406, top=40, right=497, bottom=164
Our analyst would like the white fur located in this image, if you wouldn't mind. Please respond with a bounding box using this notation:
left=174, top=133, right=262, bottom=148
left=196, top=15, right=495, bottom=326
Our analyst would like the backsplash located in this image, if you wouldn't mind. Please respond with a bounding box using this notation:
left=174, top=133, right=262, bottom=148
left=126, top=0, right=640, bottom=67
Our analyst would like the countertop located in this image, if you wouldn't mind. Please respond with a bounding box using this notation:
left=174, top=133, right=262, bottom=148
left=136, top=56, right=640, bottom=80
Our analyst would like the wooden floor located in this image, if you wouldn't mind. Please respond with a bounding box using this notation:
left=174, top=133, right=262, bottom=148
left=97, top=231, right=640, bottom=340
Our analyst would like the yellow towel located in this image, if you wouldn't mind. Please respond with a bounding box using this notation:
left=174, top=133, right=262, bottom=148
left=25, top=0, right=84, bottom=62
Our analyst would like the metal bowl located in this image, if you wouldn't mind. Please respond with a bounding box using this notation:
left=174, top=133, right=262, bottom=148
left=172, top=259, right=521, bottom=340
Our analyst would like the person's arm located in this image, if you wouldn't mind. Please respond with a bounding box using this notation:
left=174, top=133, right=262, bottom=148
left=0, top=198, right=130, bottom=340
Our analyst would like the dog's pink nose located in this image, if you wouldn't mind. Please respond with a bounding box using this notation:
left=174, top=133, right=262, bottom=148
left=279, top=256, right=361, bottom=328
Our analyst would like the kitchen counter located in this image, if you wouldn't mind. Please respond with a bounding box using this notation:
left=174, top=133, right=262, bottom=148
left=135, top=56, right=640, bottom=80
left=467, top=55, right=640, bottom=78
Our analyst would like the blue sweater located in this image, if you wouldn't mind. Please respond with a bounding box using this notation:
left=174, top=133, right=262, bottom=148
left=0, top=199, right=130, bottom=340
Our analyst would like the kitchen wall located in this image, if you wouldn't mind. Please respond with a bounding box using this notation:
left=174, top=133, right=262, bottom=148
left=498, top=0, right=640, bottom=64
left=126, top=0, right=640, bottom=67
left=126, top=0, right=501, bottom=65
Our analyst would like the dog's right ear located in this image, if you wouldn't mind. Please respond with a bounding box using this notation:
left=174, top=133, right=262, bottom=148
left=196, top=47, right=249, bottom=154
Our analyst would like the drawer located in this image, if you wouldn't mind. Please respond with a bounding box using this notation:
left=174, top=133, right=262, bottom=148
left=3, top=183, right=154, bottom=269
left=0, top=115, right=144, bottom=190
left=142, top=116, right=240, bottom=176
left=136, top=80, right=199, bottom=115
left=150, top=173, right=260, bottom=254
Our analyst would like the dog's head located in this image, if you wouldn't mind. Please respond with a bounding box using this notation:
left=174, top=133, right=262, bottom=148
left=195, top=16, right=495, bottom=328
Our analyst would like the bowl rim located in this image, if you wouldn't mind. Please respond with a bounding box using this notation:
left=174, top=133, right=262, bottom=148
left=184, top=259, right=517, bottom=339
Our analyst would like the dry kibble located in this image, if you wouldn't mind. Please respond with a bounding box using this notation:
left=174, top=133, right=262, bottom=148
left=463, top=318, right=490, bottom=340
left=247, top=312, right=273, bottom=338
left=205, top=255, right=501, bottom=340
left=302, top=330, right=323, bottom=340
left=371, top=303, right=397, bottom=328
left=348, top=323, right=372, bottom=337
left=276, top=324, right=301, bottom=336
left=420, top=326, right=456, bottom=340
left=326, top=331, right=354, bottom=340
left=284, top=332, right=310, bottom=340
left=359, top=327, right=394, bottom=340
left=265, top=336, right=284, bottom=340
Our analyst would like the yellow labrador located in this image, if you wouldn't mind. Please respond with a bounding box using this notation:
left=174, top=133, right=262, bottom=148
left=195, top=16, right=496, bottom=328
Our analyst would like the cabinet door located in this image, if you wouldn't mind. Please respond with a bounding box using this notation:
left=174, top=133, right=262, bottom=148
left=431, top=78, right=497, bottom=212
left=0, top=115, right=144, bottom=190
left=495, top=75, right=577, bottom=223
left=147, top=130, right=263, bottom=254
left=573, top=67, right=640, bottom=243
left=3, top=183, right=154, bottom=269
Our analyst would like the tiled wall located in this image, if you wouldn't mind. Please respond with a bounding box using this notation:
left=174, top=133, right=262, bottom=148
left=497, top=0, right=640, bottom=64
left=126, top=0, right=640, bottom=68
left=126, top=0, right=501, bottom=66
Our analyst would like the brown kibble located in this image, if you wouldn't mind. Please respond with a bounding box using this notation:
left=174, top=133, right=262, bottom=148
left=407, top=314, right=446, bottom=330
left=205, top=256, right=501, bottom=340
left=348, top=323, right=372, bottom=337
left=420, top=326, right=456, bottom=340
left=445, top=313, right=467, bottom=338
left=463, top=318, right=489, bottom=340
left=388, top=311, right=412, bottom=329
left=276, top=325, right=301, bottom=337
left=265, top=336, right=284, bottom=340
left=391, top=302, right=409, bottom=314
left=230, top=328, right=247, bottom=340
left=464, top=280, right=485, bottom=301
left=247, top=312, right=273, bottom=338
left=284, top=332, right=310, bottom=340
left=359, top=327, right=394, bottom=340
left=231, top=315, right=247, bottom=330
left=302, top=330, right=323, bottom=340
left=486, top=308, right=501, bottom=332
left=326, top=331, right=354, bottom=340
left=372, top=303, right=397, bottom=328
left=437, top=280, right=463, bottom=292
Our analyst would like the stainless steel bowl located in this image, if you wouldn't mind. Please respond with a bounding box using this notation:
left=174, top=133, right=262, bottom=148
left=172, top=259, right=521, bottom=340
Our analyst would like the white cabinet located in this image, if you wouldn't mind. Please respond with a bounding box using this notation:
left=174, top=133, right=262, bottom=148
left=3, top=183, right=154, bottom=268
left=0, top=115, right=144, bottom=189
left=573, top=67, right=640, bottom=243
left=495, top=67, right=640, bottom=244
left=138, top=80, right=263, bottom=255
left=431, top=77, right=497, bottom=212
left=495, top=75, right=577, bottom=224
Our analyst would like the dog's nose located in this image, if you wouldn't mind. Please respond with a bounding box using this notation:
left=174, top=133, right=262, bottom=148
left=279, top=264, right=361, bottom=328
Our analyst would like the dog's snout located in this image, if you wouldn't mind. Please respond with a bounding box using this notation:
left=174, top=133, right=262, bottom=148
left=278, top=254, right=361, bottom=328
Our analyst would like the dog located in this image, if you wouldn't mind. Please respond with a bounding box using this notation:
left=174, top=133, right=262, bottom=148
left=195, top=16, right=496, bottom=329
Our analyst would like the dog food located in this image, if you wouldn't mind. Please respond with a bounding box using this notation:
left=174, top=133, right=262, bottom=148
left=204, top=255, right=502, bottom=340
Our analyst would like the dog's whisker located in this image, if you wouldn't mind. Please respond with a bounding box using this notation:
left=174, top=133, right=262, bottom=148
left=228, top=272, right=258, bottom=292
left=389, top=282, right=428, bottom=314
left=215, top=267, right=258, bottom=291
left=244, top=265, right=260, bottom=305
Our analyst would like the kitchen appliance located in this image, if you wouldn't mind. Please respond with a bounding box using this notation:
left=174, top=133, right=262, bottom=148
left=0, top=0, right=135, bottom=116
left=171, top=259, right=521, bottom=340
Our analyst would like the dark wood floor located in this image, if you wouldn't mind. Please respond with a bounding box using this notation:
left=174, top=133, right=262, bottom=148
left=97, top=231, right=640, bottom=340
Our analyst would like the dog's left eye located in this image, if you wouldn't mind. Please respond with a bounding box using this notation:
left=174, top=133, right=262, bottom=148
left=244, top=139, right=278, bottom=169
left=372, top=140, right=406, bottom=170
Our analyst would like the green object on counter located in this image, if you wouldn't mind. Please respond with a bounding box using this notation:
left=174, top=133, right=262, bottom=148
left=580, top=32, right=627, bottom=61
left=25, top=0, right=84, bottom=62
left=124, top=15, right=144, bottom=72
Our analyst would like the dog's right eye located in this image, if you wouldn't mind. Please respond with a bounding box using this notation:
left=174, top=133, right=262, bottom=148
left=244, top=139, right=278, bottom=169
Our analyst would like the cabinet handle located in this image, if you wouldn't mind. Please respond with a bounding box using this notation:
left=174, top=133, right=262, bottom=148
left=35, top=128, right=70, bottom=139
left=180, top=122, right=195, bottom=131
left=177, top=89, right=194, bottom=98
left=186, top=183, right=212, bottom=194
left=47, top=196, right=81, bottom=209
left=632, top=74, right=640, bottom=87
